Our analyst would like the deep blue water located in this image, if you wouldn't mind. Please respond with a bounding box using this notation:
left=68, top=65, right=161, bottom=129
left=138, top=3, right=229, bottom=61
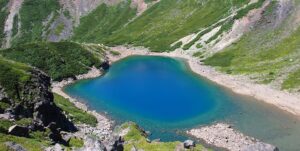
left=65, top=56, right=300, bottom=151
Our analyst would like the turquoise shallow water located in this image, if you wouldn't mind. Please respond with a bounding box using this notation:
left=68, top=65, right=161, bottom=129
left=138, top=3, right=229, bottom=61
left=65, top=56, right=300, bottom=150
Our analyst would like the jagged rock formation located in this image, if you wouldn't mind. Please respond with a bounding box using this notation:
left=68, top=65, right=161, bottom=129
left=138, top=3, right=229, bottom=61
left=0, top=67, right=76, bottom=132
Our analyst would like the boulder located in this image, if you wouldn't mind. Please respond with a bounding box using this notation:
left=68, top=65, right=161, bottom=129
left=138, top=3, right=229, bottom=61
left=183, top=140, right=195, bottom=149
left=5, top=142, right=27, bottom=151
left=81, top=136, right=107, bottom=151
left=242, top=142, right=279, bottom=151
left=28, top=121, right=45, bottom=131
left=45, top=143, right=63, bottom=151
left=112, top=136, right=124, bottom=151
left=8, top=125, right=29, bottom=137
left=100, top=60, right=110, bottom=70
left=48, top=130, right=68, bottom=145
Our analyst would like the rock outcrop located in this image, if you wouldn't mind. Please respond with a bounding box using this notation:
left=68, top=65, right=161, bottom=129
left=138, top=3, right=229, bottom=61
left=187, top=123, right=278, bottom=151
left=0, top=68, right=76, bottom=132
left=183, top=140, right=195, bottom=149
left=8, top=125, right=29, bottom=137
left=5, top=141, right=27, bottom=151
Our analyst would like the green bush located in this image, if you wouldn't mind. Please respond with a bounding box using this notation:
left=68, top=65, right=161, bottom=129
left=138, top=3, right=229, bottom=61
left=0, top=42, right=104, bottom=81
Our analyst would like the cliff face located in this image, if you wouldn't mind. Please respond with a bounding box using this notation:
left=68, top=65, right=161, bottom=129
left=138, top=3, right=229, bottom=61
left=0, top=58, right=76, bottom=132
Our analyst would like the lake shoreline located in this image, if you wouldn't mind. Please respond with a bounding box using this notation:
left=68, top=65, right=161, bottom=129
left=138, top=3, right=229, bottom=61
left=109, top=46, right=300, bottom=117
left=51, top=67, right=113, bottom=140
left=51, top=46, right=300, bottom=150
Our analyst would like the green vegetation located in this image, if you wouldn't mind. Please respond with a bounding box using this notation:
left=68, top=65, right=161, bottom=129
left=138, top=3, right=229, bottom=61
left=54, top=93, right=97, bottom=127
left=234, top=0, right=265, bottom=20
left=105, top=0, right=250, bottom=51
left=0, top=42, right=105, bottom=81
left=12, top=0, right=60, bottom=46
left=72, top=1, right=137, bottom=43
left=183, top=27, right=215, bottom=50
left=0, top=132, right=51, bottom=151
left=12, top=15, right=19, bottom=37
left=0, top=56, right=32, bottom=102
left=54, top=23, right=65, bottom=36
left=193, top=51, right=204, bottom=59
left=0, top=119, right=52, bottom=151
left=69, top=137, right=84, bottom=148
left=205, top=1, right=300, bottom=90
left=73, top=0, right=250, bottom=52
left=282, top=69, right=300, bottom=90
left=170, top=41, right=183, bottom=51
left=0, top=117, right=83, bottom=150
left=109, top=50, right=121, bottom=56
left=119, top=122, right=209, bottom=151
left=0, top=0, right=9, bottom=47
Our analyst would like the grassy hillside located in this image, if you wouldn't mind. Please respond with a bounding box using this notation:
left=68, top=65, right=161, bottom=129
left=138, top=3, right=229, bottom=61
left=0, top=42, right=105, bottom=81
left=72, top=1, right=137, bottom=43
left=204, top=1, right=300, bottom=91
left=11, top=0, right=60, bottom=46
left=0, top=56, right=32, bottom=102
left=73, top=0, right=250, bottom=52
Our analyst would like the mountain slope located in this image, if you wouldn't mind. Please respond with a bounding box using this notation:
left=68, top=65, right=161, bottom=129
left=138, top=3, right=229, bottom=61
left=73, top=0, right=253, bottom=51
left=204, top=0, right=300, bottom=91
left=0, top=42, right=106, bottom=81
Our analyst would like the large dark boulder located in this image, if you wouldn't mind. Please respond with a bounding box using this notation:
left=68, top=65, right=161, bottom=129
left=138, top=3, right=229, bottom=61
left=47, top=122, right=68, bottom=145
left=8, top=125, right=29, bottom=137
left=112, top=136, right=124, bottom=151
left=183, top=140, right=196, bottom=149
left=100, top=60, right=110, bottom=70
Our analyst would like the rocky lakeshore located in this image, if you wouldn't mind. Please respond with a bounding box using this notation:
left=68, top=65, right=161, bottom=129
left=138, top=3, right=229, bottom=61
left=109, top=46, right=300, bottom=117
left=51, top=67, right=113, bottom=141
left=187, top=123, right=279, bottom=151
left=49, top=45, right=300, bottom=150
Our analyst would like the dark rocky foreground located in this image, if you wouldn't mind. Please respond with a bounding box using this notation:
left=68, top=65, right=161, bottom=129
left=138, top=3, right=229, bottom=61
left=0, top=68, right=76, bottom=145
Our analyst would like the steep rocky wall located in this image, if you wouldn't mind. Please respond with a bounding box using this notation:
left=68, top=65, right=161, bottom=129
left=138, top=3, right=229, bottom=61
left=0, top=67, right=76, bottom=132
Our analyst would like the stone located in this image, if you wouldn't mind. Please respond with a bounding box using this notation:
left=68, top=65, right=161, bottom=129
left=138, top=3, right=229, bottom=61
left=187, top=123, right=277, bottom=151
left=145, top=131, right=151, bottom=136
left=146, top=138, right=151, bottom=143
left=183, top=140, right=195, bottom=149
left=62, top=134, right=72, bottom=144
left=81, top=136, right=107, bottom=151
left=152, top=139, right=160, bottom=142
left=242, top=142, right=279, bottom=151
left=8, top=125, right=29, bottom=137
left=5, top=142, right=27, bottom=151
left=112, top=136, right=124, bottom=151
left=45, top=143, right=63, bottom=151
left=100, top=60, right=110, bottom=70
left=28, top=121, right=45, bottom=131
